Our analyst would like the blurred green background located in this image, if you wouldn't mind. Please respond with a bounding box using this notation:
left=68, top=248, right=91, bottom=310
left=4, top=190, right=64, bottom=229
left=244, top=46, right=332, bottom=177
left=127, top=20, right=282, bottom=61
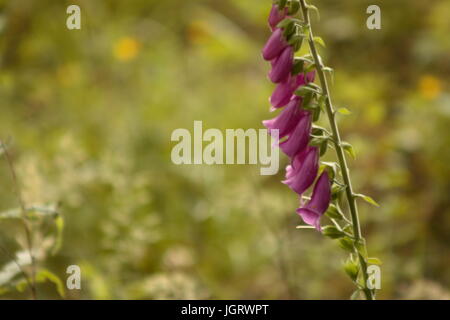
left=0, top=0, right=449, bottom=299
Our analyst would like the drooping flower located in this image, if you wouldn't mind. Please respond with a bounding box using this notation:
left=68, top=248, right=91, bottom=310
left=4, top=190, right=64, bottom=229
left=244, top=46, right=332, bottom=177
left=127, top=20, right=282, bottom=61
left=270, top=72, right=315, bottom=109
left=268, top=46, right=294, bottom=83
left=262, top=28, right=288, bottom=61
left=263, top=97, right=303, bottom=138
left=296, top=171, right=332, bottom=231
left=283, top=146, right=319, bottom=196
left=268, top=5, right=288, bottom=31
left=279, top=111, right=311, bottom=157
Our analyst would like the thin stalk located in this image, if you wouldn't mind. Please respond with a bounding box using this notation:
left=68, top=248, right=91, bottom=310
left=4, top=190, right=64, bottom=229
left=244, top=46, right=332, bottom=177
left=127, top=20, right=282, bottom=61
left=1, top=141, right=37, bottom=299
left=298, top=0, right=374, bottom=300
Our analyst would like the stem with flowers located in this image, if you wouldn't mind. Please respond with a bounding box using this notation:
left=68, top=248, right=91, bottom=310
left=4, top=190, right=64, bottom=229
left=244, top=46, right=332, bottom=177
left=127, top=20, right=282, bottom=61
left=262, top=0, right=380, bottom=300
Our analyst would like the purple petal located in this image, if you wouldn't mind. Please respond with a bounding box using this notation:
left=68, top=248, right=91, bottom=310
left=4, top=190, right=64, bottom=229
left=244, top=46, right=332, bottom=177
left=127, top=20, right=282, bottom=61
left=296, top=208, right=322, bottom=231
left=263, top=97, right=302, bottom=138
left=268, top=46, right=293, bottom=83
left=279, top=111, right=311, bottom=157
left=268, top=5, right=288, bottom=31
left=270, top=71, right=316, bottom=110
left=282, top=147, right=319, bottom=196
left=262, top=28, right=288, bottom=61
left=296, top=171, right=332, bottom=231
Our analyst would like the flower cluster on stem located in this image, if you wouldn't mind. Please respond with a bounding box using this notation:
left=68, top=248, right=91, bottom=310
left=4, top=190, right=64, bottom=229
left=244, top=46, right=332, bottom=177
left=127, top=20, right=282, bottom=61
left=261, top=0, right=380, bottom=300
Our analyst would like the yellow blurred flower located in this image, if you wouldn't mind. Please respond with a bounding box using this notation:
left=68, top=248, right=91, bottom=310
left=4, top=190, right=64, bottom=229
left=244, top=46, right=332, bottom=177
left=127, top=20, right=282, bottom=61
left=114, top=37, right=140, bottom=61
left=187, top=20, right=211, bottom=44
left=418, top=75, right=442, bottom=100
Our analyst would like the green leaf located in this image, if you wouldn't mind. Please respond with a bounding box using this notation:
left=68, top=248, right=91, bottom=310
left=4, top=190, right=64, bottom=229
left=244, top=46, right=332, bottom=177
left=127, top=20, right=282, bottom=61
left=313, top=36, right=326, bottom=48
left=331, top=183, right=346, bottom=201
left=338, top=237, right=355, bottom=253
left=312, top=106, right=321, bottom=122
left=322, top=225, right=345, bottom=239
left=289, top=0, right=300, bottom=15
left=295, top=85, right=320, bottom=97
left=278, top=0, right=288, bottom=10
left=354, top=193, right=380, bottom=207
left=310, top=135, right=328, bottom=147
left=341, top=141, right=356, bottom=159
left=307, top=4, right=320, bottom=21
left=52, top=215, right=64, bottom=255
left=320, top=161, right=338, bottom=181
left=323, top=67, right=334, bottom=84
left=311, top=125, right=327, bottom=136
left=276, top=17, right=293, bottom=29
left=354, top=239, right=368, bottom=259
left=325, top=204, right=344, bottom=220
left=368, top=257, right=382, bottom=265
left=36, top=269, right=65, bottom=298
left=319, top=139, right=328, bottom=156
left=305, top=62, right=316, bottom=73
left=343, top=259, right=359, bottom=282
left=292, top=59, right=305, bottom=75
left=337, top=107, right=352, bottom=115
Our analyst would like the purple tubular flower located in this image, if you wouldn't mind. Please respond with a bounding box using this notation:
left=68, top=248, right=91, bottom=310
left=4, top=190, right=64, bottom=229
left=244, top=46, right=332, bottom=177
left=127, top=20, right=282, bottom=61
left=270, top=72, right=315, bottom=109
left=279, top=111, right=312, bottom=157
left=263, top=97, right=303, bottom=138
left=262, top=28, right=288, bottom=61
left=283, top=146, right=319, bottom=196
left=268, top=5, right=288, bottom=31
left=296, top=171, right=332, bottom=231
left=268, top=46, right=293, bottom=83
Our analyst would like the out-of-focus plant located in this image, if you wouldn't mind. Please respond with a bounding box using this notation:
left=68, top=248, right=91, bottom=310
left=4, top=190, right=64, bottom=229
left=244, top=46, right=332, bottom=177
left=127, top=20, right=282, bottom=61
left=0, top=140, right=64, bottom=299
left=262, top=0, right=381, bottom=299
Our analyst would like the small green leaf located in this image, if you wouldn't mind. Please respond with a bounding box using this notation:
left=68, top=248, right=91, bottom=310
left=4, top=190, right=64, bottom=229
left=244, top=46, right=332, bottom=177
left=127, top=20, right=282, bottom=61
left=305, top=62, right=316, bottom=73
left=312, top=106, right=321, bottom=122
left=368, top=257, right=382, bottom=265
left=354, top=193, right=380, bottom=207
left=52, top=215, right=64, bottom=255
left=337, top=107, right=352, bottom=115
left=325, top=204, right=344, bottom=220
left=331, top=183, right=346, bottom=201
left=322, top=225, right=345, bottom=239
left=320, top=161, right=338, bottom=181
left=341, top=141, right=356, bottom=159
left=310, top=135, right=328, bottom=147
left=311, top=125, right=327, bottom=136
left=313, top=36, right=326, bottom=48
left=338, top=237, right=355, bottom=253
left=343, top=259, right=359, bottom=282
left=289, top=0, right=300, bottom=15
left=323, top=67, right=334, bottom=83
left=292, top=59, right=305, bottom=75
left=319, top=139, right=328, bottom=156
left=276, top=17, right=293, bottom=29
left=278, top=0, right=288, bottom=10
left=295, top=85, right=320, bottom=97
left=307, top=4, right=320, bottom=21
left=354, top=239, right=368, bottom=259
left=36, top=269, right=65, bottom=298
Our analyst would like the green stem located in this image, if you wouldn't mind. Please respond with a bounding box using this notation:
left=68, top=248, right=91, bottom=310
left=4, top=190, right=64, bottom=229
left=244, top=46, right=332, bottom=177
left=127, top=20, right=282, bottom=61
left=298, top=0, right=374, bottom=300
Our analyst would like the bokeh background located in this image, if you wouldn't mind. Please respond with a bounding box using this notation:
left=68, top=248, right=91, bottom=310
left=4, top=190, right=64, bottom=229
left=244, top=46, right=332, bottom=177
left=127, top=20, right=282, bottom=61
left=0, top=0, right=449, bottom=299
